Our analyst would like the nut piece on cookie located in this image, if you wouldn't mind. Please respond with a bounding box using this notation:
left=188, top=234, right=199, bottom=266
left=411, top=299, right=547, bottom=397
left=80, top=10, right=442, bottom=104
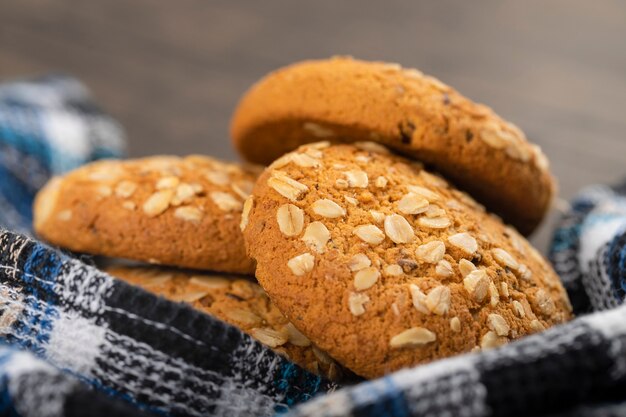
left=106, top=265, right=345, bottom=381
left=242, top=143, right=571, bottom=379
left=231, top=57, right=556, bottom=234
left=33, top=156, right=260, bottom=274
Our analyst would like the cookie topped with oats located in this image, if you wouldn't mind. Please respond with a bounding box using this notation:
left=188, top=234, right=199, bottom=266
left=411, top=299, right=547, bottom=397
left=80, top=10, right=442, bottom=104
left=33, top=155, right=260, bottom=273
left=231, top=57, right=555, bottom=235
left=241, top=142, right=571, bottom=379
left=106, top=265, right=345, bottom=381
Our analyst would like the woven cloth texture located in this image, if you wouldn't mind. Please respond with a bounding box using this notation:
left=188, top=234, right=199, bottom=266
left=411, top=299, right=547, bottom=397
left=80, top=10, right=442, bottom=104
left=0, top=74, right=125, bottom=234
left=0, top=229, right=335, bottom=416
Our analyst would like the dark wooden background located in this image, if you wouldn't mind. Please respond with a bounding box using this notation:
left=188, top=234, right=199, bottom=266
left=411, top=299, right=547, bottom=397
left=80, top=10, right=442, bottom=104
left=1, top=0, right=625, bottom=251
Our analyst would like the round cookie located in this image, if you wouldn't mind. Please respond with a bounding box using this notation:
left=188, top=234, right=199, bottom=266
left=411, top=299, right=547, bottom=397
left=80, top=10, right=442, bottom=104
left=231, top=56, right=554, bottom=235
left=241, top=142, right=572, bottom=379
left=105, top=265, right=344, bottom=381
left=33, top=155, right=260, bottom=273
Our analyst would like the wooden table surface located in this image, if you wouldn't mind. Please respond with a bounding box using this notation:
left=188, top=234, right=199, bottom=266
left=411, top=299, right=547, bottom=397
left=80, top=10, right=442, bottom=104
left=1, top=0, right=625, bottom=251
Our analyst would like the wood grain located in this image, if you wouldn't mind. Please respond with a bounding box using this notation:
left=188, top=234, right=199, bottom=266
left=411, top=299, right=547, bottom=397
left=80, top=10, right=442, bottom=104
left=1, top=0, right=625, bottom=250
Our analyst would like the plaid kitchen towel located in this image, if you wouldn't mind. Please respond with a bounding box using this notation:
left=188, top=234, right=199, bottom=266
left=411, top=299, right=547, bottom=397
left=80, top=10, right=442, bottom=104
left=0, top=74, right=125, bottom=234
left=0, top=341, right=155, bottom=417
left=0, top=229, right=336, bottom=417
left=550, top=180, right=626, bottom=314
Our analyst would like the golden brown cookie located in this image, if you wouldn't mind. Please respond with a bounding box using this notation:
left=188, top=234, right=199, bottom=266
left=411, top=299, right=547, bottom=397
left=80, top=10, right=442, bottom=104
left=33, top=156, right=260, bottom=273
left=105, top=265, right=344, bottom=381
left=231, top=57, right=555, bottom=234
left=241, top=142, right=572, bottom=379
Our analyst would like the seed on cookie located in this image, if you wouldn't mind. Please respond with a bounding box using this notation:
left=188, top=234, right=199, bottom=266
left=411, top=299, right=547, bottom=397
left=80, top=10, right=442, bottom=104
left=420, top=171, right=448, bottom=188
left=284, top=323, right=311, bottom=347
left=348, top=292, right=370, bottom=316
left=156, top=176, right=180, bottom=190
left=174, top=206, right=203, bottom=224
left=205, top=171, right=230, bottom=186
left=225, top=308, right=263, bottom=326
left=458, top=259, right=477, bottom=277
left=240, top=196, right=253, bottom=231
left=303, top=147, right=324, bottom=159
left=417, top=216, right=451, bottom=229
left=348, top=254, right=371, bottom=271
left=435, top=260, right=453, bottom=277
left=409, top=284, right=429, bottom=314
left=426, top=286, right=451, bottom=315
left=512, top=300, right=526, bottom=318
left=231, top=180, right=255, bottom=199
left=415, top=240, right=445, bottom=264
left=335, top=178, right=349, bottom=189
left=375, top=176, right=388, bottom=188
left=115, top=180, right=137, bottom=198
left=250, top=327, right=288, bottom=348
left=489, top=281, right=499, bottom=307
left=487, top=314, right=509, bottom=336
left=389, top=327, right=436, bottom=348
left=506, top=141, right=532, bottom=162
left=172, top=183, right=196, bottom=206
left=354, top=224, right=385, bottom=245
left=480, top=126, right=514, bottom=150
left=398, top=193, right=429, bottom=215
left=353, top=267, right=380, bottom=291
left=189, top=276, right=230, bottom=289
left=312, top=199, right=346, bottom=218
left=291, top=153, right=322, bottom=168
left=210, top=191, right=243, bottom=212
left=448, top=233, right=478, bottom=254
left=94, top=185, right=112, bottom=198
left=143, top=189, right=174, bottom=217
left=492, top=248, right=519, bottom=270
left=277, top=204, right=305, bottom=237
left=268, top=172, right=309, bottom=201
left=424, top=205, right=447, bottom=218
left=533, top=289, right=556, bottom=316
left=287, top=253, right=315, bottom=276
left=480, top=331, right=506, bottom=350
left=500, top=282, right=510, bottom=298
left=370, top=210, right=385, bottom=224
left=530, top=319, right=545, bottom=332
left=353, top=141, right=390, bottom=154
left=384, top=264, right=403, bottom=276
left=450, top=317, right=461, bottom=333
left=122, top=201, right=136, bottom=210
left=463, top=270, right=489, bottom=302
left=87, top=164, right=123, bottom=181
left=384, top=214, right=415, bottom=243
left=302, top=221, right=331, bottom=253
left=518, top=264, right=532, bottom=281
left=312, top=346, right=334, bottom=366
left=271, top=154, right=295, bottom=170
left=344, top=195, right=359, bottom=206
left=345, top=170, right=368, bottom=188
left=406, top=185, right=440, bottom=202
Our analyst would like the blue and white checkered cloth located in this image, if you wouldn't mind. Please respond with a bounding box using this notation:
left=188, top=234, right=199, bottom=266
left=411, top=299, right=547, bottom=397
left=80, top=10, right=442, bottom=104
left=1, top=74, right=626, bottom=417
left=0, top=74, right=125, bottom=234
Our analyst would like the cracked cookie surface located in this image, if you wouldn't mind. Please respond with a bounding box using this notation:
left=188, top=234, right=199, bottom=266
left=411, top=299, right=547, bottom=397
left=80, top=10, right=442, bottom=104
left=242, top=143, right=571, bottom=379
left=34, top=155, right=259, bottom=273
left=231, top=56, right=554, bottom=234
left=106, top=265, right=344, bottom=381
